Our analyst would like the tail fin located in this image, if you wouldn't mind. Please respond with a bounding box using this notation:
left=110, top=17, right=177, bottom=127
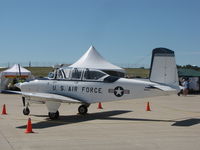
left=149, top=48, right=179, bottom=88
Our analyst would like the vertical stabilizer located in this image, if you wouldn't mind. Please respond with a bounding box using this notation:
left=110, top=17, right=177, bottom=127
left=149, top=48, right=179, bottom=87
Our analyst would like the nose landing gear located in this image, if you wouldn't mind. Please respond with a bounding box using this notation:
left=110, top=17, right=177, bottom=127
left=22, top=97, right=30, bottom=115
left=23, top=107, right=30, bottom=115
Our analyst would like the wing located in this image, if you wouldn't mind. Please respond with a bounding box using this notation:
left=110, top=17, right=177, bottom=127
left=21, top=92, right=82, bottom=104
left=1, top=90, right=22, bottom=94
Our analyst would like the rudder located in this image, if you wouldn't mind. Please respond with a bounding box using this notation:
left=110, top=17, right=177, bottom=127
left=149, top=48, right=179, bottom=88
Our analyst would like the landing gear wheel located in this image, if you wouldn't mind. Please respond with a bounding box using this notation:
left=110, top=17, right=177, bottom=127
left=78, top=105, right=88, bottom=115
left=23, top=108, right=30, bottom=115
left=48, top=111, right=59, bottom=120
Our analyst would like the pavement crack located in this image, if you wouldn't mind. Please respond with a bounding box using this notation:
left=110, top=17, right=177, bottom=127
left=0, top=130, right=15, bottom=150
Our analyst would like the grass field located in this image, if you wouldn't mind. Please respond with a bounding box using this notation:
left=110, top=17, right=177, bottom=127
left=25, top=67, right=54, bottom=78
left=0, top=67, right=150, bottom=78
left=125, top=68, right=149, bottom=78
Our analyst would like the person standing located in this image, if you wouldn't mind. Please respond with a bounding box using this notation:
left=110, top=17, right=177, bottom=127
left=182, top=78, right=189, bottom=96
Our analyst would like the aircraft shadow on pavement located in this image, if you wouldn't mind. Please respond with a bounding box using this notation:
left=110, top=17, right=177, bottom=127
left=16, top=110, right=180, bottom=129
left=172, top=118, right=200, bottom=127
left=17, top=110, right=131, bottom=129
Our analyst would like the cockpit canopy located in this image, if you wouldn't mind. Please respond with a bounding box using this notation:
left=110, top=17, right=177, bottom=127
left=49, top=67, right=119, bottom=83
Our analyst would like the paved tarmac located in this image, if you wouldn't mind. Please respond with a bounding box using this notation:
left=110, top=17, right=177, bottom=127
left=0, top=93, right=200, bottom=150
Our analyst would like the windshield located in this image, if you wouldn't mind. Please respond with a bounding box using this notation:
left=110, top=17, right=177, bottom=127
left=53, top=67, right=110, bottom=82
left=54, top=69, right=65, bottom=79
left=83, top=69, right=106, bottom=81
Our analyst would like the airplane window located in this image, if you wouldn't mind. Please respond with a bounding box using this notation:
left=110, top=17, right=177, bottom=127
left=84, top=70, right=106, bottom=80
left=71, top=68, right=82, bottom=80
left=57, top=70, right=64, bottom=79
left=63, top=68, right=71, bottom=79
left=61, top=70, right=66, bottom=79
left=103, top=76, right=119, bottom=83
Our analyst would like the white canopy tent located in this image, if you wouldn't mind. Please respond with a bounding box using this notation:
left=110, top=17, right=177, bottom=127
left=1, top=64, right=31, bottom=78
left=69, top=46, right=125, bottom=76
left=0, top=64, right=31, bottom=92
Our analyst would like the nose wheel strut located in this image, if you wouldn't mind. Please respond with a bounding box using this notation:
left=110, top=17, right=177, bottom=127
left=22, top=97, right=30, bottom=115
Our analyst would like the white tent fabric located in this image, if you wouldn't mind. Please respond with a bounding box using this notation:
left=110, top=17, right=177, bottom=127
left=69, top=46, right=125, bottom=73
left=0, top=64, right=32, bottom=92
left=1, top=64, right=31, bottom=77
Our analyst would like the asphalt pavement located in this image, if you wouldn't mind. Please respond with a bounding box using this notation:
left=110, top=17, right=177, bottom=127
left=0, top=93, right=200, bottom=150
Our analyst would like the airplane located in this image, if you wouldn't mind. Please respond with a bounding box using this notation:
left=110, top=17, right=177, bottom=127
left=14, top=47, right=180, bottom=120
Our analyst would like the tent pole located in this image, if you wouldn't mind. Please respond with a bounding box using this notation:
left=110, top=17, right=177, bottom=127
left=18, top=64, right=22, bottom=78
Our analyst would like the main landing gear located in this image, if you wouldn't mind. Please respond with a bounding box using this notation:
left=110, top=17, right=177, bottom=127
left=48, top=104, right=89, bottom=119
left=48, top=104, right=89, bottom=120
left=48, top=111, right=59, bottom=120
left=78, top=105, right=88, bottom=115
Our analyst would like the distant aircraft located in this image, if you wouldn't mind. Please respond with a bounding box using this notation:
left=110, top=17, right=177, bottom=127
left=15, top=48, right=180, bottom=119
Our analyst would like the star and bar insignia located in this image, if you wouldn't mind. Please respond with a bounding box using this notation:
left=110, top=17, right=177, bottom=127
left=108, top=86, right=130, bottom=97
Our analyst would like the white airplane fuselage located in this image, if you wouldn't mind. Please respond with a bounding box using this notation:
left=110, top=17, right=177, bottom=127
left=20, top=78, right=174, bottom=104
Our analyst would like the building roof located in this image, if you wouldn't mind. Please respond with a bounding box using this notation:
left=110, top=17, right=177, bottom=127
left=178, top=68, right=200, bottom=77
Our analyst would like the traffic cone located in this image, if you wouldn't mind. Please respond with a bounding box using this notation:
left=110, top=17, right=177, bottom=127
left=146, top=102, right=151, bottom=111
left=1, top=104, right=7, bottom=115
left=97, top=102, right=103, bottom=109
left=25, top=118, right=34, bottom=133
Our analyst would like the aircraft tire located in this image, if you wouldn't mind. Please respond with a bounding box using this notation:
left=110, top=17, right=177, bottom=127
left=23, top=108, right=30, bottom=115
left=48, top=111, right=59, bottom=120
left=78, top=105, right=88, bottom=115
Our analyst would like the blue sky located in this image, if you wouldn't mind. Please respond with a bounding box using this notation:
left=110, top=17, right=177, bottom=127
left=0, top=0, right=200, bottom=67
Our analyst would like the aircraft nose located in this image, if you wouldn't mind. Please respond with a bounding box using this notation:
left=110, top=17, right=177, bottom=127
left=15, top=83, right=23, bottom=89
